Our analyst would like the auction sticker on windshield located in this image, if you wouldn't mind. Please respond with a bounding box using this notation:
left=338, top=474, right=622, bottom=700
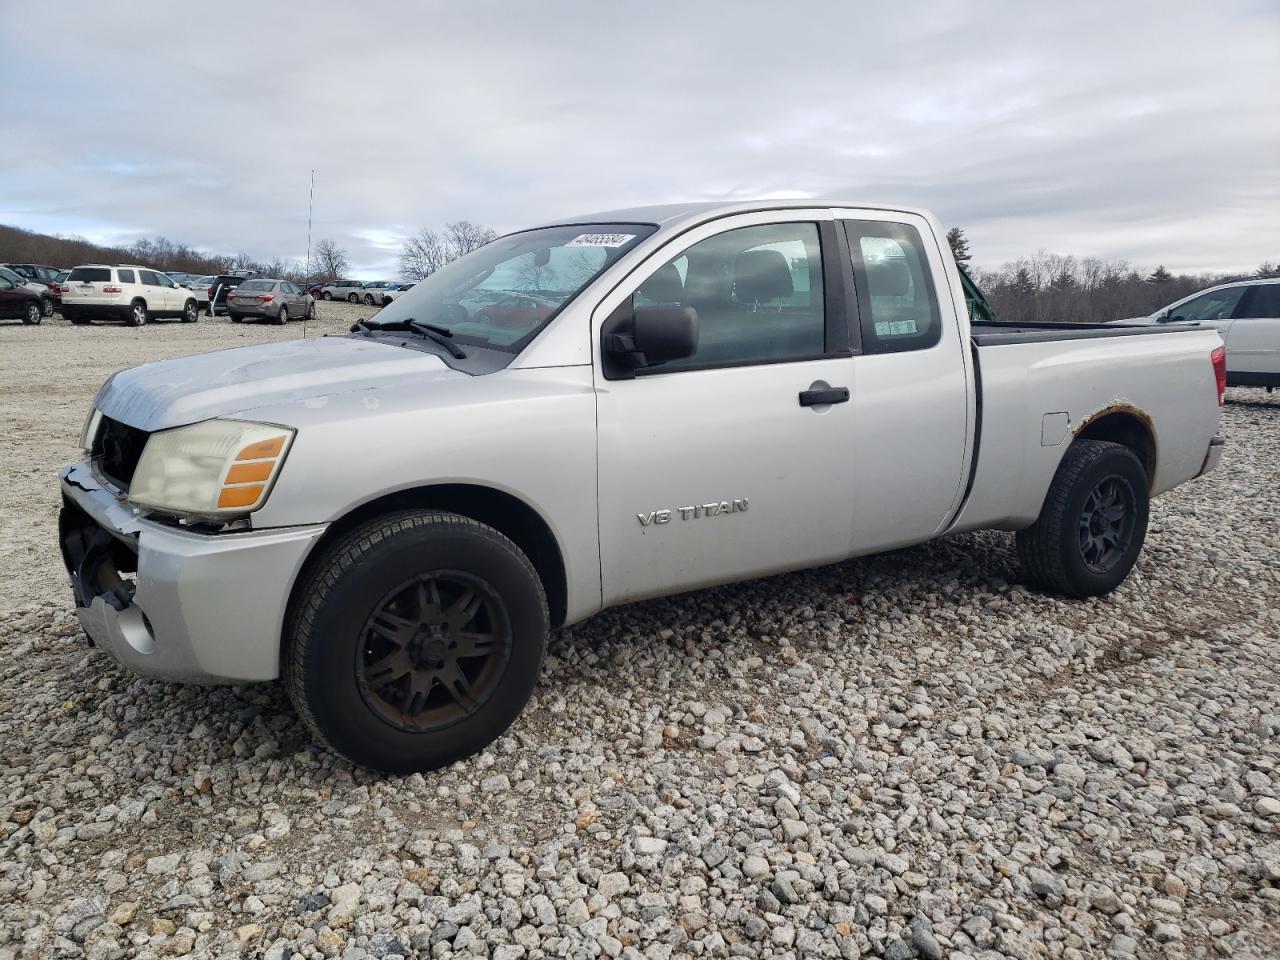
left=566, top=233, right=636, bottom=247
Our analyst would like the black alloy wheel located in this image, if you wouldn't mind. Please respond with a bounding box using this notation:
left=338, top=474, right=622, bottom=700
left=355, top=571, right=513, bottom=733
left=1078, top=475, right=1138, bottom=573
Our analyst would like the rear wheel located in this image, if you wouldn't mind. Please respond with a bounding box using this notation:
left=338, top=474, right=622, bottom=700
left=40, top=297, right=54, bottom=318
left=285, top=510, right=549, bottom=772
left=65, top=310, right=89, bottom=326
left=126, top=301, right=148, bottom=327
left=306, top=300, right=316, bottom=321
left=23, top=302, right=42, bottom=325
left=181, top=299, right=198, bottom=323
left=274, top=305, right=288, bottom=325
left=229, top=312, right=243, bottom=323
left=1017, top=439, right=1149, bottom=597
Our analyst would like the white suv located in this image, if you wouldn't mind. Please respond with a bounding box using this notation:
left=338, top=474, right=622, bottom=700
left=61, top=265, right=201, bottom=326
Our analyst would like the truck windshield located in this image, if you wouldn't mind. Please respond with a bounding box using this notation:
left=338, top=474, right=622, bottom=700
left=373, top=223, right=655, bottom=352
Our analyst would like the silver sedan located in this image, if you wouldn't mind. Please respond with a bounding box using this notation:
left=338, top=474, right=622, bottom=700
left=225, top=279, right=315, bottom=324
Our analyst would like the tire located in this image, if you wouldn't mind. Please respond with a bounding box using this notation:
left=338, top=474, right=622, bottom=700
left=306, top=301, right=316, bottom=321
left=274, top=305, right=288, bottom=325
left=126, top=301, right=148, bottom=327
left=23, top=301, right=42, bottom=325
left=181, top=299, right=198, bottom=323
left=285, top=510, right=549, bottom=773
left=322, top=291, right=333, bottom=301
left=1017, top=439, right=1149, bottom=598
left=347, top=292, right=359, bottom=303
left=65, top=310, right=89, bottom=326
left=40, top=297, right=54, bottom=318
left=364, top=294, right=375, bottom=306
left=229, top=312, right=243, bottom=323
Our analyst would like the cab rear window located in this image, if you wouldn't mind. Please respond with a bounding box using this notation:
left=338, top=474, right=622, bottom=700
left=69, top=267, right=111, bottom=282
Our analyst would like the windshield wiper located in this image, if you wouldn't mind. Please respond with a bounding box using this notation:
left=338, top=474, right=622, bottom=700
left=407, top=319, right=467, bottom=358
left=349, top=317, right=467, bottom=359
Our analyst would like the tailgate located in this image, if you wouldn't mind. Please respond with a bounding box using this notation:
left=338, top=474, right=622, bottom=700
left=65, top=267, right=117, bottom=304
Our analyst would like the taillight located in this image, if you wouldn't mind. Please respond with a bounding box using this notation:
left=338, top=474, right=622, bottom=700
left=207, top=286, right=214, bottom=298
left=258, top=295, right=273, bottom=302
left=103, top=285, right=123, bottom=294
left=1211, top=346, right=1226, bottom=406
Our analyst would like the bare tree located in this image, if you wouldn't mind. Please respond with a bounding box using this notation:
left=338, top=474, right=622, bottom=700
left=444, top=221, right=497, bottom=261
left=313, top=238, right=350, bottom=282
left=399, top=229, right=450, bottom=281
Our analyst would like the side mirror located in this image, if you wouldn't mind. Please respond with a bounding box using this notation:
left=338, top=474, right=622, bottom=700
left=603, top=304, right=698, bottom=377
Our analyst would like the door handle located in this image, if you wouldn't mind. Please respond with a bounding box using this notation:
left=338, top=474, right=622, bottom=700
left=798, top=386, right=849, bottom=407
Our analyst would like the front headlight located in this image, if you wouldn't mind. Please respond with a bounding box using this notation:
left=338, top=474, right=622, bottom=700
left=129, top=419, right=295, bottom=518
left=80, top=408, right=103, bottom=451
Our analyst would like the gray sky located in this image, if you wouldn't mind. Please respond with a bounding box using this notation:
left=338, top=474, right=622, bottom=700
left=2, top=0, right=1276, bottom=278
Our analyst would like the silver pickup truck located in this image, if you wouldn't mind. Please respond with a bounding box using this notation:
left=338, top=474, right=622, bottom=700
left=60, top=201, right=1227, bottom=771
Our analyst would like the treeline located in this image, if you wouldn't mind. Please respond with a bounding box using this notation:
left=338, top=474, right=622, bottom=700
left=948, top=227, right=1278, bottom=323
left=0, top=223, right=307, bottom=281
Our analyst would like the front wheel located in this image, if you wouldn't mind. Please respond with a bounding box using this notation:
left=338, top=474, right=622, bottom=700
left=347, top=292, right=359, bottom=303
left=1017, top=439, right=1149, bottom=597
left=364, top=294, right=375, bottom=306
left=322, top=291, right=333, bottom=301
left=285, top=511, right=549, bottom=772
left=24, top=302, right=42, bottom=325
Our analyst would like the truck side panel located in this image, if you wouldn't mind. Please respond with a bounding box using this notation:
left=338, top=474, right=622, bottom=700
left=950, top=327, right=1222, bottom=533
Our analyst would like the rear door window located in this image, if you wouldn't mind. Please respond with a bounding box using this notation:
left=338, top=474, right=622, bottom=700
left=69, top=267, right=111, bottom=282
left=116, top=269, right=136, bottom=284
left=841, top=221, right=942, bottom=354
left=1238, top=285, right=1280, bottom=319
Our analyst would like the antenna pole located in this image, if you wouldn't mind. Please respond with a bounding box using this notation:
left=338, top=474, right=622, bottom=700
left=303, top=168, right=314, bottom=339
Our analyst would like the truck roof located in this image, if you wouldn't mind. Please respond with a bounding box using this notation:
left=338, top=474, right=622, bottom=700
left=537, top=199, right=935, bottom=231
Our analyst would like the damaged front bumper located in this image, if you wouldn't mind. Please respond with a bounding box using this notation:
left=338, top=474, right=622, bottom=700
left=58, top=459, right=326, bottom=683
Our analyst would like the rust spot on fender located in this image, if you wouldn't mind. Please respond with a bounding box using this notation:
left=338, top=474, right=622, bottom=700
left=1072, top=402, right=1154, bottom=437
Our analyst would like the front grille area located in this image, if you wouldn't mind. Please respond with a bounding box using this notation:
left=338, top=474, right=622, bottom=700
left=92, top=416, right=150, bottom=491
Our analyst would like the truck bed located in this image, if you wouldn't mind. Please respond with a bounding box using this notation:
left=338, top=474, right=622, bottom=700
left=970, top=320, right=1198, bottom=347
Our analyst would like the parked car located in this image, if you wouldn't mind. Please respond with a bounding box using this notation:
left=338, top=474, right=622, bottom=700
left=380, top=281, right=415, bottom=305
left=472, top=292, right=555, bottom=330
left=1, top=264, right=56, bottom=317
left=59, top=199, right=1226, bottom=772
left=0, top=272, right=44, bottom=325
left=304, top=280, right=327, bottom=298
left=60, top=264, right=200, bottom=326
left=181, top=275, right=214, bottom=308
left=0, top=265, right=55, bottom=317
left=50, top=270, right=70, bottom=308
left=320, top=279, right=366, bottom=302
left=1116, top=279, right=1280, bottom=389
left=225, top=278, right=315, bottom=324
left=207, top=275, right=247, bottom=316
left=358, top=281, right=396, bottom=305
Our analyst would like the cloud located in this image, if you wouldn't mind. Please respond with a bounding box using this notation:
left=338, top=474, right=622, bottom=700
left=1, top=0, right=1276, bottom=276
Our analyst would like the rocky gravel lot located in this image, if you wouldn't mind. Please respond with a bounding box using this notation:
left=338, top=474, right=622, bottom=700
left=1, top=309, right=1279, bottom=959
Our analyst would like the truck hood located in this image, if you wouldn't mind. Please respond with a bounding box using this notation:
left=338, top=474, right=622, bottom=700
left=95, top=336, right=460, bottom=432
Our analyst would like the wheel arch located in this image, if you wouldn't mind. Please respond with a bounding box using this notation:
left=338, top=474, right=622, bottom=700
left=1073, top=406, right=1157, bottom=488
left=285, top=482, right=569, bottom=633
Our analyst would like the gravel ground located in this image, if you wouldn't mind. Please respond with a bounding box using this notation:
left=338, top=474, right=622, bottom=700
left=1, top=310, right=1279, bottom=959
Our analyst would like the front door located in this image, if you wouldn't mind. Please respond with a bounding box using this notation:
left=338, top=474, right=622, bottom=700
left=594, top=211, right=858, bottom=606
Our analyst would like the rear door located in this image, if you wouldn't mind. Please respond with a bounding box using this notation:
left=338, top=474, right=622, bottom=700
left=0, top=276, right=23, bottom=317
left=594, top=209, right=860, bottom=605
left=836, top=212, right=972, bottom=553
left=1227, top=284, right=1280, bottom=378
